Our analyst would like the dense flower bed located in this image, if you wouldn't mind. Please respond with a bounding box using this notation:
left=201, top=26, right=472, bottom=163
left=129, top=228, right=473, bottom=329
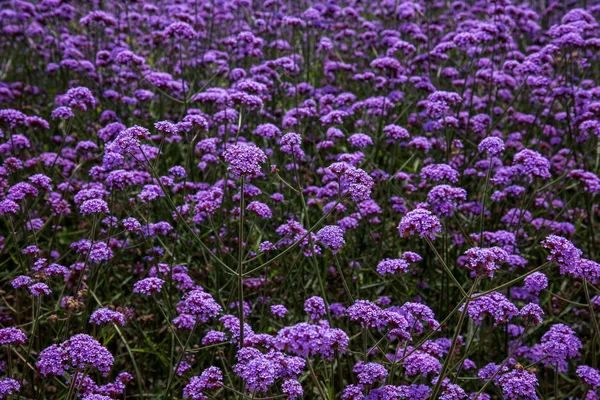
left=1, top=0, right=600, bottom=399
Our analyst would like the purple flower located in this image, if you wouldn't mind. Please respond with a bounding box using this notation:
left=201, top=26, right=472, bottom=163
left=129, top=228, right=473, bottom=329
left=398, top=208, right=441, bottom=241
left=223, top=144, right=267, bottom=179
left=280, top=133, right=302, bottom=147
left=541, top=235, right=582, bottom=274
left=83, top=395, right=112, bottom=400
left=90, top=308, right=126, bottom=326
left=383, top=124, right=410, bottom=140
left=519, top=303, right=544, bottom=324
left=164, top=22, right=197, bottom=40
left=399, top=302, right=439, bottom=332
left=51, top=106, right=74, bottom=120
left=8, top=182, right=38, bottom=202
left=577, top=366, right=600, bottom=389
left=495, top=369, right=539, bottom=400
left=0, top=378, right=20, bottom=398
left=567, top=170, right=600, bottom=194
left=347, top=300, right=384, bottom=329
left=29, top=282, right=52, bottom=296
left=253, top=124, right=281, bottom=139
left=541, top=324, right=581, bottom=364
left=342, top=384, right=363, bottom=400
left=427, top=185, right=467, bottom=217
left=354, top=362, right=388, bottom=385
left=202, top=331, right=227, bottom=345
left=11, top=275, right=33, bottom=288
left=0, top=109, right=26, bottom=128
left=108, top=126, right=150, bottom=153
left=348, top=133, right=373, bottom=148
left=460, top=247, right=508, bottom=278
left=513, top=150, right=551, bottom=179
left=0, top=327, right=27, bottom=345
left=37, top=334, right=114, bottom=376
left=79, top=199, right=110, bottom=216
left=369, top=384, right=430, bottom=400
left=259, top=241, right=276, bottom=252
left=122, top=217, right=142, bottom=232
left=316, top=225, right=345, bottom=253
left=0, top=199, right=19, bottom=215
left=61, top=87, right=97, bottom=111
left=183, top=367, right=223, bottom=399
left=460, top=292, right=518, bottom=325
left=176, top=289, right=223, bottom=324
left=478, top=137, right=505, bottom=157
left=524, top=272, right=548, bottom=295
left=377, top=258, right=410, bottom=275
left=282, top=379, right=303, bottom=399
left=275, top=322, right=348, bottom=359
left=220, top=315, right=254, bottom=343
left=439, top=383, right=466, bottom=400
left=29, top=174, right=52, bottom=190
left=246, top=201, right=272, bottom=219
left=271, top=305, right=288, bottom=318
left=304, top=296, right=326, bottom=320
left=232, top=348, right=305, bottom=393
left=329, top=162, right=374, bottom=202
left=402, top=350, right=442, bottom=376
left=421, top=164, right=459, bottom=183
left=133, top=278, right=165, bottom=296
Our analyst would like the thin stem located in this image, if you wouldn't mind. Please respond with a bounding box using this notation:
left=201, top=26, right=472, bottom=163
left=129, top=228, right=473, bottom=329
left=238, top=177, right=246, bottom=348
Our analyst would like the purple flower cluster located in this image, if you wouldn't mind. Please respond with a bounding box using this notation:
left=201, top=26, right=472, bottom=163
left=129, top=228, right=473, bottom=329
left=175, top=289, right=223, bottom=329
left=461, top=292, right=519, bottom=325
left=541, top=324, right=582, bottom=364
left=316, top=225, right=346, bottom=254
left=223, top=144, right=267, bottom=179
left=232, top=348, right=304, bottom=394
left=304, top=296, right=326, bottom=320
left=133, top=278, right=165, bottom=296
left=89, top=308, right=126, bottom=327
left=398, top=208, right=441, bottom=241
left=275, top=322, right=349, bottom=359
left=37, top=334, right=114, bottom=376
left=376, top=252, right=422, bottom=276
left=0, top=327, right=27, bottom=345
left=460, top=247, right=508, bottom=278
left=0, top=378, right=20, bottom=398
left=183, top=367, right=223, bottom=399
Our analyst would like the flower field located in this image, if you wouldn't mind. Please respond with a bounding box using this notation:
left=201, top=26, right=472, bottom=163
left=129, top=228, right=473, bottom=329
left=1, top=0, right=600, bottom=399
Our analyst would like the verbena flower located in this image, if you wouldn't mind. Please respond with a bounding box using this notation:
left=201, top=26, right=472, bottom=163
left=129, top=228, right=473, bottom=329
left=0, top=327, right=27, bottom=345
left=304, top=296, right=326, bottom=320
left=460, top=292, right=518, bottom=325
left=577, top=365, right=600, bottom=389
left=541, top=324, right=582, bottom=364
left=524, top=272, right=548, bottom=295
left=133, top=278, right=165, bottom=296
left=460, top=247, right=508, bottom=278
left=37, top=334, right=114, bottom=376
left=316, top=225, right=345, bottom=253
left=0, top=378, right=20, bottom=398
left=271, top=305, right=288, bottom=318
left=223, top=144, right=267, bottom=179
left=478, top=137, right=505, bottom=157
left=183, top=367, right=223, bottom=399
left=175, top=289, right=223, bottom=325
left=90, top=308, right=126, bottom=326
left=354, top=362, right=388, bottom=385
left=398, top=208, right=441, bottom=240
